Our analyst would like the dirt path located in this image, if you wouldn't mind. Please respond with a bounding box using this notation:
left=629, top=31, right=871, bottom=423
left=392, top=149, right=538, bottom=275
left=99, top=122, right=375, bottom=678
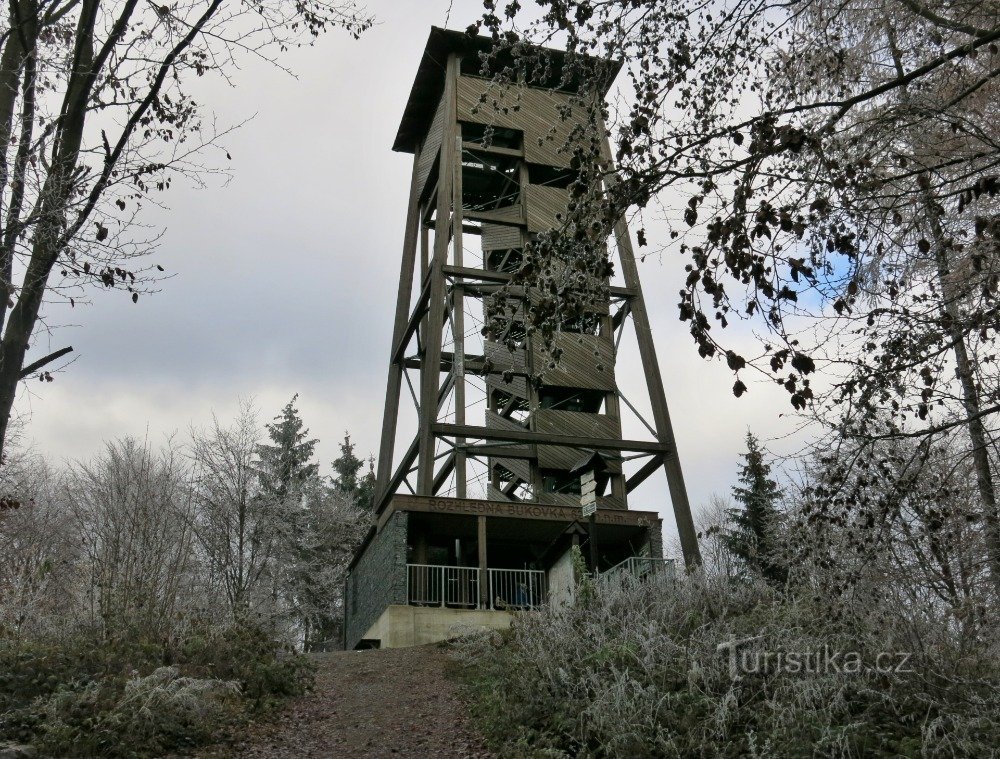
left=200, top=646, right=493, bottom=758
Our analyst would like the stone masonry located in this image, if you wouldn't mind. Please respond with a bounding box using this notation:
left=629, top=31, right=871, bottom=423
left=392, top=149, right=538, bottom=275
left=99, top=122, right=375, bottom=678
left=345, top=511, right=408, bottom=649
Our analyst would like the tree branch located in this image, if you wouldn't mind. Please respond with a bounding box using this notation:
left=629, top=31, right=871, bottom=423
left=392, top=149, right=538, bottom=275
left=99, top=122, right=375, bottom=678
left=896, top=0, right=995, bottom=39
left=19, top=345, right=72, bottom=378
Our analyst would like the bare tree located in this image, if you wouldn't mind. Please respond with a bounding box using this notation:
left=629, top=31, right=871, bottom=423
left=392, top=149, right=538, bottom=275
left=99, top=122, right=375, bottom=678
left=0, top=1, right=373, bottom=462
left=687, top=494, right=741, bottom=580
left=188, top=402, right=284, bottom=622
left=0, top=448, right=78, bottom=635
left=63, top=436, right=196, bottom=638
left=478, top=0, right=1000, bottom=586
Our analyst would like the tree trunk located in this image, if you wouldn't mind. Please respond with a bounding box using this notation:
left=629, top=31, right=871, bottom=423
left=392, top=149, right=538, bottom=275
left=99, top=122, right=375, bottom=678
left=885, top=23, right=1000, bottom=591
left=925, top=186, right=1000, bottom=591
left=0, top=0, right=98, bottom=462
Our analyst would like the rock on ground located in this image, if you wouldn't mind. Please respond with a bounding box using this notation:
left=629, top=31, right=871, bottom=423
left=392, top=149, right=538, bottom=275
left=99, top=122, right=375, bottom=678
left=200, top=645, right=493, bottom=758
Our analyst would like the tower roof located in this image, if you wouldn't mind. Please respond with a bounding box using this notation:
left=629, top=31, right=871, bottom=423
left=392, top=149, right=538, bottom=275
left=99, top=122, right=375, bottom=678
left=392, top=26, right=622, bottom=154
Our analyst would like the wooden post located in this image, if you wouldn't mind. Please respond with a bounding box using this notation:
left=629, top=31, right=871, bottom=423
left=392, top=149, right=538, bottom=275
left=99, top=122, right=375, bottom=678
left=453, top=122, right=467, bottom=497
left=588, top=513, right=598, bottom=574
left=478, top=515, right=488, bottom=609
left=375, top=149, right=423, bottom=507
left=600, top=132, right=702, bottom=568
left=417, top=53, right=459, bottom=493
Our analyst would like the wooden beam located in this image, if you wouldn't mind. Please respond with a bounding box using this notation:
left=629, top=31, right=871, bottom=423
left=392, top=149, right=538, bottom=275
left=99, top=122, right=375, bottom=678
left=377, top=436, right=419, bottom=514
left=442, top=264, right=636, bottom=299
left=432, top=452, right=457, bottom=495
left=375, top=151, right=423, bottom=505
left=433, top=423, right=668, bottom=455
left=417, top=53, right=460, bottom=494
left=463, top=140, right=523, bottom=158
left=385, top=493, right=661, bottom=528
left=459, top=444, right=534, bottom=459
left=600, top=132, right=702, bottom=567
left=453, top=122, right=468, bottom=498
left=390, top=275, right=432, bottom=365
left=426, top=220, right=482, bottom=235
left=626, top=455, right=664, bottom=493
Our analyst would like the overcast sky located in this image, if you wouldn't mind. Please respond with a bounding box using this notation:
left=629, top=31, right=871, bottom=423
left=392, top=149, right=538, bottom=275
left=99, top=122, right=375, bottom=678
left=17, top=0, right=806, bottom=552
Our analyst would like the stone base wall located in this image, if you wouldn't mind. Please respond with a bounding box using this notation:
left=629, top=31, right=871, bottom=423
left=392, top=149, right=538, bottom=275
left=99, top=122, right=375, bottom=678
left=345, top=511, right=408, bottom=650
left=648, top=523, right=664, bottom=560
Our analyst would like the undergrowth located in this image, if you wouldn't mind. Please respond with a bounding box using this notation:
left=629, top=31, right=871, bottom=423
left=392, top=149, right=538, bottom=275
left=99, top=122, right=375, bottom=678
left=455, top=571, right=1000, bottom=758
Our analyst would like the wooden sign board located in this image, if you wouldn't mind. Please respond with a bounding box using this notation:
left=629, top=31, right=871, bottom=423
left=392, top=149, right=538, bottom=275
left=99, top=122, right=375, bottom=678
left=384, top=494, right=659, bottom=530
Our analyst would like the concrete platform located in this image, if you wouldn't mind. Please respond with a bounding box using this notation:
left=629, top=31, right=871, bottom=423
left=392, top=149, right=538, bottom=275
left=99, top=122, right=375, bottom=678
left=362, top=604, right=514, bottom=648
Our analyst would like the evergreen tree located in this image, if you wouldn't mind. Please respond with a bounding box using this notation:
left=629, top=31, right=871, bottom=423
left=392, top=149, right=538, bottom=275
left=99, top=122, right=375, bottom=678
left=356, top=455, right=376, bottom=512
left=722, top=432, right=788, bottom=585
left=331, top=434, right=375, bottom=511
left=256, top=395, right=319, bottom=499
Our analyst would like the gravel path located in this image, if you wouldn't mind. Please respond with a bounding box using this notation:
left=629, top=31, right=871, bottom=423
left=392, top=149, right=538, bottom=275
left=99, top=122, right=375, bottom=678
left=200, top=646, right=493, bottom=758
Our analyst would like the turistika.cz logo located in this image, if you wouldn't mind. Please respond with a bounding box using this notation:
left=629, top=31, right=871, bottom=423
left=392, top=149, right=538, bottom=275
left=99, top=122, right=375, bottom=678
left=717, top=637, right=914, bottom=678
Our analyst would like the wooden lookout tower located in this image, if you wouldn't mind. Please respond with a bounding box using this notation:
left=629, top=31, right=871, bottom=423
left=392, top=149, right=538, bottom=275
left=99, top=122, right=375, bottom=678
left=345, top=28, right=700, bottom=650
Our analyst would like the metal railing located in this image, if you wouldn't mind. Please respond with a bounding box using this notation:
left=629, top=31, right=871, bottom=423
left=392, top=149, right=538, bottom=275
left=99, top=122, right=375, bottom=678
left=488, top=567, right=546, bottom=610
left=406, top=564, right=480, bottom=608
left=406, top=563, right=547, bottom=611
left=600, top=556, right=676, bottom=585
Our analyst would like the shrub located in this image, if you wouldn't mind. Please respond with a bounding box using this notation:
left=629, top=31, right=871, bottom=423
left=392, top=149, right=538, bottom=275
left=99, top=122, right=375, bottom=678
left=31, top=667, right=239, bottom=757
left=178, top=621, right=314, bottom=709
left=0, top=620, right=313, bottom=756
left=456, top=573, right=1000, bottom=757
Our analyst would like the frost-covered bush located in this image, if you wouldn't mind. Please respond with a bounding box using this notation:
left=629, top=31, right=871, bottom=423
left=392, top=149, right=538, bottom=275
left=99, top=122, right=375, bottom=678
left=457, top=572, right=1000, bottom=757
left=0, top=620, right=313, bottom=756
left=32, top=667, right=239, bottom=757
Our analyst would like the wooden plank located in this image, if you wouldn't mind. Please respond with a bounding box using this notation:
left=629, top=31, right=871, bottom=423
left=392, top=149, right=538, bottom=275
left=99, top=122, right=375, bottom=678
left=463, top=205, right=524, bottom=226
left=537, top=491, right=627, bottom=510
left=416, top=94, right=447, bottom=197
left=535, top=409, right=623, bottom=471
left=532, top=333, right=616, bottom=391
left=481, top=223, right=523, bottom=252
left=463, top=140, right=523, bottom=158
left=456, top=76, right=579, bottom=168
left=525, top=184, right=570, bottom=232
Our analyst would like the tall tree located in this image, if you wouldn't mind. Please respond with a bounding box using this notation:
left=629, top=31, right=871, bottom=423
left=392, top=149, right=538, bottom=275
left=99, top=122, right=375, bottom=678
left=722, top=432, right=787, bottom=585
left=256, top=395, right=319, bottom=499
left=0, top=1, right=372, bottom=464
left=478, top=0, right=1000, bottom=588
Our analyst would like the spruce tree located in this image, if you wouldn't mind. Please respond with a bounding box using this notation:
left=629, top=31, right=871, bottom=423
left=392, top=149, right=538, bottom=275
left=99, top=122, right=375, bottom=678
left=356, top=455, right=376, bottom=512
left=257, top=395, right=319, bottom=499
left=331, top=434, right=375, bottom=510
left=722, top=432, right=788, bottom=585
